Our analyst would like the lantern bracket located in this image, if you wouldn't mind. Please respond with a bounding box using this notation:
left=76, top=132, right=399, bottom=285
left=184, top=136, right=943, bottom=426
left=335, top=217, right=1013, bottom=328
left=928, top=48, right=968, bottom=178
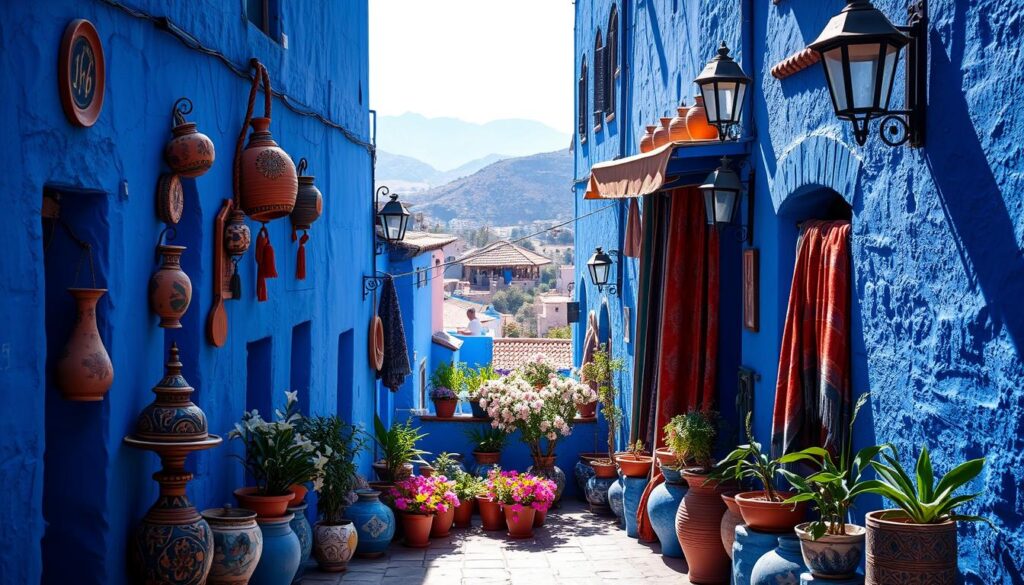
left=363, top=272, right=388, bottom=301
left=599, top=249, right=622, bottom=297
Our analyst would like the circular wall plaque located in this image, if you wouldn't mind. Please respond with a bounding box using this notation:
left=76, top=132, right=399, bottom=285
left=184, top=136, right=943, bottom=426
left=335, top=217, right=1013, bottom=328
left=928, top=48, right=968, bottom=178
left=58, top=19, right=105, bottom=127
left=157, top=174, right=184, bottom=224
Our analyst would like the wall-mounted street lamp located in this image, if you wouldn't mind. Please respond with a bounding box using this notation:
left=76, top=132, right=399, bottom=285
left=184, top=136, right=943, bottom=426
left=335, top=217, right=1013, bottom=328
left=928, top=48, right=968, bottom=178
left=699, top=157, right=754, bottom=244
left=587, top=247, right=622, bottom=296
left=363, top=185, right=411, bottom=299
left=809, top=0, right=927, bottom=147
left=694, top=42, right=751, bottom=141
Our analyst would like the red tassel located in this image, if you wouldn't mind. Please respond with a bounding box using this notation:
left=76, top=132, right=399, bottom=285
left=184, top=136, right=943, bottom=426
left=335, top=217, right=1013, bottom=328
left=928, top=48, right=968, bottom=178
left=296, top=231, right=309, bottom=280
left=255, top=224, right=277, bottom=302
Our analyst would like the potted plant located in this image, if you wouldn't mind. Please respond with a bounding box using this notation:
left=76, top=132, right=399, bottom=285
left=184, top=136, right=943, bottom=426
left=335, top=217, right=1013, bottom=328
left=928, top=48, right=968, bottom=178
left=578, top=347, right=623, bottom=512
left=388, top=475, right=459, bottom=548
left=708, top=414, right=808, bottom=532
left=369, top=414, right=429, bottom=484
left=663, top=409, right=718, bottom=470
left=451, top=471, right=483, bottom=528
left=519, top=353, right=558, bottom=388
left=465, top=425, right=508, bottom=477
left=465, top=364, right=498, bottom=418
left=858, top=445, right=989, bottom=583
left=429, top=474, right=458, bottom=538
left=228, top=391, right=329, bottom=518
left=490, top=470, right=557, bottom=539
left=615, top=439, right=653, bottom=478
left=429, top=361, right=463, bottom=418
left=477, top=469, right=505, bottom=531
left=299, top=414, right=366, bottom=572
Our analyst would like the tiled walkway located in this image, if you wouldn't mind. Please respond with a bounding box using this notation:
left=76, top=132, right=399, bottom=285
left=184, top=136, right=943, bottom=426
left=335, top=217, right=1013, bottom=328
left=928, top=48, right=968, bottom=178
left=298, top=501, right=689, bottom=585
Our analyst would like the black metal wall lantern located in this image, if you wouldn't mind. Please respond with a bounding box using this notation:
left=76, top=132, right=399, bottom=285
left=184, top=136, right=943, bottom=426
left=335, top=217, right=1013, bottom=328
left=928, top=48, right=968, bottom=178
left=809, top=0, right=927, bottom=147
left=587, top=247, right=622, bottom=296
left=699, top=157, right=755, bottom=244
left=363, top=185, right=410, bottom=299
left=694, top=42, right=751, bottom=141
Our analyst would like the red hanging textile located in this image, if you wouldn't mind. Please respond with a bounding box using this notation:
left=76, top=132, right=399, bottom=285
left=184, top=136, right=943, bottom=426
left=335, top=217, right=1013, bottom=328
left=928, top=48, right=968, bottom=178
left=296, top=231, right=309, bottom=280
left=255, top=224, right=278, bottom=302
left=771, top=220, right=851, bottom=457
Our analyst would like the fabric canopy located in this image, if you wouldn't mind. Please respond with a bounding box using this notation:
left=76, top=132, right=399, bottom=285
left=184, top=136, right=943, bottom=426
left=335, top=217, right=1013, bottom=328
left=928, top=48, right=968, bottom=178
left=585, top=143, right=676, bottom=199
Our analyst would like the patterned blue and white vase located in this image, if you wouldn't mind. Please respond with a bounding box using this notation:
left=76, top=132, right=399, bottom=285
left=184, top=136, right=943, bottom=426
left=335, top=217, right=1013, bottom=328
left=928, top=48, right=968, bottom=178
left=202, top=506, right=263, bottom=585
left=574, top=453, right=602, bottom=502
left=622, top=475, right=650, bottom=538
left=645, top=466, right=688, bottom=557
left=346, top=489, right=396, bottom=558
left=734, top=525, right=781, bottom=585
left=528, top=456, right=566, bottom=504
left=585, top=469, right=617, bottom=514
left=288, top=503, right=312, bottom=570
left=607, top=476, right=625, bottom=527
left=794, top=522, right=865, bottom=580
left=751, top=535, right=807, bottom=585
left=250, top=514, right=301, bottom=585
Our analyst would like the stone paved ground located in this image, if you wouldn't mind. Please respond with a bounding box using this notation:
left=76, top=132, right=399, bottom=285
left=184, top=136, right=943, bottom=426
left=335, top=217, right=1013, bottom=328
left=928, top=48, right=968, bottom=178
left=297, top=500, right=689, bottom=585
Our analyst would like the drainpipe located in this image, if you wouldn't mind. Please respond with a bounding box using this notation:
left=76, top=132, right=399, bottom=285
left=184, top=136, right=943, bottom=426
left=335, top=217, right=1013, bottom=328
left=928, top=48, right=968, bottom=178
left=741, top=0, right=755, bottom=139
left=369, top=108, right=379, bottom=464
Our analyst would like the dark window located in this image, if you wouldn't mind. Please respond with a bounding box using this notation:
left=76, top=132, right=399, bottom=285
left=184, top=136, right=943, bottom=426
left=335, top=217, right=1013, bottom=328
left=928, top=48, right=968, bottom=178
left=247, top=0, right=280, bottom=39
left=606, top=5, right=619, bottom=120
left=594, top=32, right=605, bottom=129
left=578, top=56, right=588, bottom=143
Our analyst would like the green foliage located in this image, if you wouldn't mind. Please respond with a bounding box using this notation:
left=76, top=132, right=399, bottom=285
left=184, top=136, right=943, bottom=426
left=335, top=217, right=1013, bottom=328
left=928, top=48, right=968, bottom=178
left=537, top=283, right=551, bottom=294
left=299, top=415, right=366, bottom=523
left=708, top=413, right=786, bottom=502
left=451, top=470, right=485, bottom=500
left=664, top=410, right=718, bottom=469
left=504, top=322, right=523, bottom=338
left=465, top=425, right=508, bottom=453
left=580, top=344, right=624, bottom=460
left=546, top=326, right=572, bottom=339
left=431, top=452, right=462, bottom=479
left=430, top=361, right=465, bottom=398
left=540, top=265, right=558, bottom=285
left=465, top=364, right=499, bottom=399
left=491, top=287, right=531, bottom=315
left=514, top=303, right=538, bottom=337
left=371, top=414, right=429, bottom=480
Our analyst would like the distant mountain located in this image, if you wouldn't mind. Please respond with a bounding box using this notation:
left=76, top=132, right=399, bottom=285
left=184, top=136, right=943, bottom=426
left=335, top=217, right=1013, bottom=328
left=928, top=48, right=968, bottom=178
left=376, top=113, right=570, bottom=171
left=412, top=150, right=572, bottom=224
left=376, top=151, right=511, bottom=193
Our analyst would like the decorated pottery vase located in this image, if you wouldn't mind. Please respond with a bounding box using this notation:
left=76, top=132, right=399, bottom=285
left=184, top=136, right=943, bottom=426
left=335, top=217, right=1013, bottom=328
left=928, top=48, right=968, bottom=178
left=733, top=525, right=784, bottom=585
left=639, top=125, right=656, bottom=153
left=795, top=521, right=865, bottom=580
left=750, top=535, right=805, bottom=585
left=224, top=210, right=252, bottom=257
left=669, top=105, right=693, bottom=142
left=721, top=492, right=744, bottom=559
left=240, top=117, right=298, bottom=222
left=165, top=122, right=215, bottom=178
left=250, top=514, right=301, bottom=585
left=675, top=469, right=731, bottom=584
left=288, top=503, right=312, bottom=568
left=149, top=244, right=192, bottom=328
left=575, top=453, right=602, bottom=501
left=585, top=472, right=617, bottom=514
left=607, top=476, right=625, bottom=526
left=866, top=510, right=957, bottom=585
left=313, top=520, right=358, bottom=572
left=527, top=456, right=565, bottom=503
left=202, top=506, right=263, bottom=585
left=291, top=173, right=323, bottom=231
left=473, top=451, right=502, bottom=478
left=347, top=489, right=395, bottom=558
left=686, top=96, right=719, bottom=140
left=133, top=501, right=214, bottom=585
left=652, top=118, right=671, bottom=148
left=55, top=288, right=113, bottom=401
left=622, top=475, right=650, bottom=538
left=645, top=465, right=687, bottom=558
left=134, top=344, right=208, bottom=441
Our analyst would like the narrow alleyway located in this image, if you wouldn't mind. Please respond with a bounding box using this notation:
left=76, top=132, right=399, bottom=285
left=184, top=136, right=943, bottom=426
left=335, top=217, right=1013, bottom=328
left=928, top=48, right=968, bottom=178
left=298, top=502, right=688, bottom=585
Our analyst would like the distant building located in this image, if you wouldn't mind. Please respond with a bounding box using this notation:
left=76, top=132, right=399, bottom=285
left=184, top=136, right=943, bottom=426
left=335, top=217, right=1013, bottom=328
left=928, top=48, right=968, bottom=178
left=458, top=241, right=552, bottom=291
left=443, top=295, right=501, bottom=337
left=535, top=292, right=571, bottom=336
left=440, top=237, right=470, bottom=279
left=555, top=265, right=575, bottom=294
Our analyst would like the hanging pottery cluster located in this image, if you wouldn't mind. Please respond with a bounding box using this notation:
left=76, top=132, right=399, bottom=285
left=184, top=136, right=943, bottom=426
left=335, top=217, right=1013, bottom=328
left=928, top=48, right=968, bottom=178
left=291, top=158, right=324, bottom=280
left=638, top=96, right=718, bottom=153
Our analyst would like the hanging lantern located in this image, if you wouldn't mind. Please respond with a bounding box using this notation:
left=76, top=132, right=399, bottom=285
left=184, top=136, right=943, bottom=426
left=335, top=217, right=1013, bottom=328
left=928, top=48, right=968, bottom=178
left=694, top=42, right=751, bottom=141
left=291, top=158, right=323, bottom=281
left=223, top=210, right=251, bottom=300
left=164, top=97, right=215, bottom=178
left=586, top=247, right=613, bottom=291
left=699, top=157, right=743, bottom=228
left=377, top=191, right=410, bottom=243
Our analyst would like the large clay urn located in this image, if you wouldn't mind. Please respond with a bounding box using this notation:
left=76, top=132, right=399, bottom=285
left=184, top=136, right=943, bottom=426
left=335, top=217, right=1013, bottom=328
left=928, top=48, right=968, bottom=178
left=669, top=104, right=693, bottom=142
left=639, top=125, right=656, bottom=153
left=55, top=288, right=113, bottom=401
left=202, top=506, right=263, bottom=585
left=165, top=124, right=215, bottom=178
left=686, top=96, right=719, bottom=140
left=149, top=245, right=192, bottom=328
left=240, top=117, right=298, bottom=222
left=134, top=343, right=208, bottom=442
left=652, top=118, right=671, bottom=148
left=866, top=510, right=957, bottom=584
left=676, top=469, right=731, bottom=584
left=250, top=514, right=301, bottom=585
left=527, top=455, right=565, bottom=504
left=346, top=489, right=395, bottom=558
left=720, top=492, right=744, bottom=559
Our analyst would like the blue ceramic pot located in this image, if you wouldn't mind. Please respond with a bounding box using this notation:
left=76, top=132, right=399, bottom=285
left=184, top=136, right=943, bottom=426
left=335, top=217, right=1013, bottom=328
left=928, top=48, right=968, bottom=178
left=574, top=453, right=603, bottom=502
left=751, top=535, right=807, bottom=585
left=585, top=474, right=616, bottom=513
left=288, top=503, right=312, bottom=569
left=645, top=466, right=688, bottom=557
left=470, top=400, right=488, bottom=419
left=250, top=514, right=301, bottom=585
left=346, top=489, right=395, bottom=558
left=734, top=525, right=784, bottom=585
left=622, top=475, right=649, bottom=538
left=607, top=476, right=625, bottom=527
left=527, top=457, right=566, bottom=503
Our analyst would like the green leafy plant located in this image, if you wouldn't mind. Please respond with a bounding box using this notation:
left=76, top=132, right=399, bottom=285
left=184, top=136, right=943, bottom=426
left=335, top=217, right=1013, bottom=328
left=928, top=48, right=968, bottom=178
left=628, top=439, right=646, bottom=457
left=371, top=414, right=429, bottom=481
left=664, top=410, right=718, bottom=469
left=708, top=413, right=786, bottom=502
left=465, top=364, right=499, bottom=400
left=465, top=425, right=508, bottom=453
left=451, top=470, right=485, bottom=501
left=580, top=344, right=624, bottom=461
left=299, top=414, right=367, bottom=524
left=431, top=452, right=462, bottom=479
left=430, top=361, right=465, bottom=399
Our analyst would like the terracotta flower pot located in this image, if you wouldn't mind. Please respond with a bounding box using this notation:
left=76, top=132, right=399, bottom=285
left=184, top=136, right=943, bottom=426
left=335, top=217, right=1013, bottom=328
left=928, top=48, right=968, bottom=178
left=866, top=510, right=957, bottom=584
left=432, top=397, right=458, bottom=418
left=312, top=520, right=357, bottom=572
left=400, top=512, right=433, bottom=548
left=419, top=465, right=435, bottom=478
left=373, top=461, right=413, bottom=483
left=289, top=484, right=308, bottom=505
left=430, top=505, right=455, bottom=538
left=652, top=118, right=671, bottom=148
left=577, top=400, right=597, bottom=419
left=669, top=105, right=692, bottom=142
left=233, top=487, right=295, bottom=518
left=795, top=521, right=865, bottom=580
left=240, top=117, right=298, bottom=222
left=504, top=506, right=536, bottom=539
left=614, top=452, right=653, bottom=478
left=734, top=490, right=808, bottom=533
left=654, top=448, right=679, bottom=466
left=675, top=469, right=731, bottom=584
left=477, top=496, right=504, bottom=531
left=591, top=459, right=618, bottom=479
left=165, top=122, right=215, bottom=178
left=453, top=498, right=474, bottom=528
left=149, top=244, right=192, bottom=328
left=533, top=506, right=547, bottom=527
left=686, top=96, right=719, bottom=140
left=639, top=125, right=656, bottom=153
left=720, top=492, right=744, bottom=559
left=55, top=288, right=114, bottom=401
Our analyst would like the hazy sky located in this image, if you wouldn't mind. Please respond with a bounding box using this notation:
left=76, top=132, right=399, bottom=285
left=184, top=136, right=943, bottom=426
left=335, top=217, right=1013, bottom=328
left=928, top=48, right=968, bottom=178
left=369, top=0, right=575, bottom=134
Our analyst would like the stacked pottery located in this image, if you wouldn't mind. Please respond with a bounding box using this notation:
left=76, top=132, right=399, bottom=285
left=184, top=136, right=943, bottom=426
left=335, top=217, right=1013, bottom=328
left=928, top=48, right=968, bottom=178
left=675, top=469, right=731, bottom=584
left=686, top=96, right=719, bottom=140
left=202, top=506, right=263, bottom=585
left=527, top=456, right=565, bottom=504
left=312, top=520, right=358, bottom=572
left=149, top=244, right=192, bottom=328
left=133, top=343, right=207, bottom=442
left=639, top=125, right=657, bottom=153
left=165, top=97, right=215, bottom=178
left=250, top=514, right=302, bottom=585
left=669, top=103, right=692, bottom=142
left=750, top=535, right=806, bottom=585
left=733, top=525, right=781, bottom=585
left=346, top=489, right=395, bottom=558
left=55, top=288, right=114, bottom=401
left=721, top=492, right=744, bottom=559
left=652, top=118, right=671, bottom=148
left=645, top=465, right=688, bottom=558
left=288, top=503, right=313, bottom=568
left=585, top=459, right=618, bottom=514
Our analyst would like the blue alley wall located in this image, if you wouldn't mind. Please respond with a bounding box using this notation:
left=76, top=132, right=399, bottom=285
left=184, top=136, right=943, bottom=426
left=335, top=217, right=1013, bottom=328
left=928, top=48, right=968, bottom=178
left=574, top=0, right=1024, bottom=580
left=0, top=2, right=376, bottom=583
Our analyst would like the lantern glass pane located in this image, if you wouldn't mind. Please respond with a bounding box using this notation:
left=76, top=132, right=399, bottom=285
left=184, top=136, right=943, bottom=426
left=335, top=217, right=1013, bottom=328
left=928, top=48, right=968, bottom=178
left=382, top=214, right=400, bottom=241
left=715, top=189, right=737, bottom=224
left=588, top=260, right=609, bottom=285
left=824, top=47, right=848, bottom=112
left=702, top=188, right=715, bottom=224
left=879, top=43, right=900, bottom=109
left=714, top=81, right=738, bottom=125
left=848, top=42, right=883, bottom=111
left=732, top=83, right=747, bottom=123
left=702, top=82, right=719, bottom=124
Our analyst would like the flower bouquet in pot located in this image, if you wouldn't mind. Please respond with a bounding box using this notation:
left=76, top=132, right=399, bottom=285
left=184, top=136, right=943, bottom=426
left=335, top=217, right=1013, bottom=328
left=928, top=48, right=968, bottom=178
left=490, top=470, right=557, bottom=538
left=466, top=425, right=508, bottom=477
left=429, top=361, right=464, bottom=419
left=369, top=414, right=429, bottom=484
left=519, top=353, right=558, bottom=388
left=228, top=390, right=329, bottom=518
left=388, top=475, right=459, bottom=548
left=477, top=469, right=506, bottom=531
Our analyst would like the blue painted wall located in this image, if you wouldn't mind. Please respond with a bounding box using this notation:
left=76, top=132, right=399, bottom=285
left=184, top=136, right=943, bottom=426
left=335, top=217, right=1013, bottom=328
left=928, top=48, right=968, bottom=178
left=0, top=2, right=375, bottom=583
left=575, top=0, right=1024, bottom=579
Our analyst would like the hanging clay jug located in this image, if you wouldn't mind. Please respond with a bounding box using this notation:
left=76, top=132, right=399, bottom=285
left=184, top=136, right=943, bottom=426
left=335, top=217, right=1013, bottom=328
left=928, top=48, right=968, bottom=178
left=240, top=117, right=298, bottom=222
left=652, top=118, right=671, bottom=148
left=639, top=125, right=656, bottom=153
left=224, top=210, right=252, bottom=257
left=149, top=244, right=192, bottom=329
left=291, top=159, right=323, bottom=232
left=669, top=102, right=693, bottom=142
left=134, top=343, right=208, bottom=442
left=55, top=288, right=114, bottom=401
left=165, top=98, right=216, bottom=178
left=686, top=95, right=719, bottom=140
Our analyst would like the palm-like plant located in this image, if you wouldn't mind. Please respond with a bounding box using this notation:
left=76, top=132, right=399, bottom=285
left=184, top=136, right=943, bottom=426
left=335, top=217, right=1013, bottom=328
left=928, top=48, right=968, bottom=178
left=708, top=413, right=785, bottom=501
left=465, top=425, right=508, bottom=453
left=371, top=414, right=429, bottom=481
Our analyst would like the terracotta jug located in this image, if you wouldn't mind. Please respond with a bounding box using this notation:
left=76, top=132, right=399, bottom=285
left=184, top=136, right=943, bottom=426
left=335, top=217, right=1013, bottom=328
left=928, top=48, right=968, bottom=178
left=676, top=469, right=731, bottom=584
left=149, top=244, right=192, bottom=329
left=164, top=98, right=215, bottom=178
left=55, top=288, right=114, bottom=401
left=669, top=104, right=692, bottom=142
left=224, top=210, right=252, bottom=257
left=652, top=118, right=671, bottom=148
left=240, top=117, right=298, bottom=222
left=291, top=160, right=323, bottom=231
left=686, top=96, right=719, bottom=140
left=639, top=125, right=656, bottom=153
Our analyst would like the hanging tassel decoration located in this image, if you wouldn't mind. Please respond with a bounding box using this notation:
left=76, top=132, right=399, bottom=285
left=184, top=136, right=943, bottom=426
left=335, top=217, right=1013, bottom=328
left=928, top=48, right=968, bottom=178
left=229, top=257, right=242, bottom=299
left=296, top=231, right=309, bottom=280
left=255, top=224, right=278, bottom=302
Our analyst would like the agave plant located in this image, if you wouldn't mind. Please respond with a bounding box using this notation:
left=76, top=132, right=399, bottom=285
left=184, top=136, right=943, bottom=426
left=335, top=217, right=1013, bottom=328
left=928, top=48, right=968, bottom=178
left=370, top=414, right=429, bottom=481
left=707, top=413, right=786, bottom=501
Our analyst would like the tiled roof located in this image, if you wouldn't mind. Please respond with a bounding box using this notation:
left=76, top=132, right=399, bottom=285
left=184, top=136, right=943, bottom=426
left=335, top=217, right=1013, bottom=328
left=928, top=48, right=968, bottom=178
left=390, top=230, right=459, bottom=255
left=458, top=241, right=552, bottom=268
left=492, top=338, right=572, bottom=371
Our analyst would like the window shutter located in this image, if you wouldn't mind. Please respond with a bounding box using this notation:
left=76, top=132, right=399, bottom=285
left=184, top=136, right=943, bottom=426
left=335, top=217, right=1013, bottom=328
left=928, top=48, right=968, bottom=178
left=606, top=24, right=617, bottom=117
left=578, top=61, right=588, bottom=140
left=594, top=46, right=606, bottom=126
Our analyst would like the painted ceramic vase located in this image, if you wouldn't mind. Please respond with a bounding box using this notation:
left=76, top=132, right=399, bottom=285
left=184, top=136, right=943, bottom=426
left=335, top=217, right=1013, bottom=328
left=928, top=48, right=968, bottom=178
left=652, top=118, right=671, bottom=148
left=645, top=465, right=687, bottom=558
left=733, top=524, right=781, bottom=585
left=527, top=456, right=565, bottom=503
left=313, top=520, right=358, bottom=572
left=224, top=210, right=252, bottom=257
left=608, top=476, right=625, bottom=526
left=240, top=117, right=298, bottom=222
left=165, top=122, right=215, bottom=178
left=288, top=503, right=312, bottom=568
left=622, top=475, right=650, bottom=538
left=795, top=521, right=865, bottom=580
left=133, top=505, right=214, bottom=585
left=866, top=510, right=957, bottom=585
left=134, top=344, right=208, bottom=441
left=585, top=467, right=617, bottom=514
left=347, top=489, right=395, bottom=558
left=55, top=288, right=113, bottom=401
left=202, top=506, right=263, bottom=585
left=400, top=512, right=433, bottom=548
left=669, top=104, right=693, bottom=142
left=291, top=171, right=323, bottom=231
left=505, top=505, right=536, bottom=539
left=686, top=96, right=719, bottom=140
left=431, top=504, right=455, bottom=538
left=721, top=492, right=744, bottom=559
left=250, top=514, right=301, bottom=585
left=149, top=244, right=192, bottom=328
left=477, top=496, right=504, bottom=531
left=473, top=451, right=501, bottom=478
left=639, top=125, right=656, bottom=152
left=575, top=453, right=603, bottom=501
left=676, top=469, right=731, bottom=584
left=750, top=535, right=805, bottom=585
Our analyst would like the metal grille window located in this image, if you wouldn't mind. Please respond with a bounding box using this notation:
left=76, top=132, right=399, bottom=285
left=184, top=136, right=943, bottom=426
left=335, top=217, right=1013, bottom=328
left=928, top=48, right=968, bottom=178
left=594, top=32, right=606, bottom=129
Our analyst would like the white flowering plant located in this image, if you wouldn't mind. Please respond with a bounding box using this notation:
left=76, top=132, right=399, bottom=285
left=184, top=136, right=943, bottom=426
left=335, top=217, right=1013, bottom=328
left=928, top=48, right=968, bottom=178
left=478, top=370, right=597, bottom=459
left=228, top=390, right=330, bottom=497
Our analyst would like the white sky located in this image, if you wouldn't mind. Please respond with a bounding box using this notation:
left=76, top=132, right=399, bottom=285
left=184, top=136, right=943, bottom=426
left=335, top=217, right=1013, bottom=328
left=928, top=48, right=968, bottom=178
left=369, top=0, right=575, bottom=133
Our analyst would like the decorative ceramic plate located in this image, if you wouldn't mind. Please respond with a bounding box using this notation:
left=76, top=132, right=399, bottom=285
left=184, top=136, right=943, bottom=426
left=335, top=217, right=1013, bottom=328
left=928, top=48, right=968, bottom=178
left=58, top=19, right=105, bottom=127
left=157, top=173, right=184, bottom=224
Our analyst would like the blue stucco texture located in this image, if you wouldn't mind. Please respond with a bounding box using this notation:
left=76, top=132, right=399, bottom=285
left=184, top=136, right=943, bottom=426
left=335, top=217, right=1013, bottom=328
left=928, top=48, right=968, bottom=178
left=575, top=0, right=1024, bottom=580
